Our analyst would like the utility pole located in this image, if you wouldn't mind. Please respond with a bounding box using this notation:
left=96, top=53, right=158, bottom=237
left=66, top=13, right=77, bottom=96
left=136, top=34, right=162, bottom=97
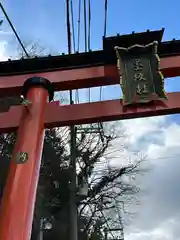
left=39, top=218, right=44, bottom=240
left=104, top=228, right=108, bottom=240
left=66, top=1, right=78, bottom=240
left=69, top=125, right=78, bottom=240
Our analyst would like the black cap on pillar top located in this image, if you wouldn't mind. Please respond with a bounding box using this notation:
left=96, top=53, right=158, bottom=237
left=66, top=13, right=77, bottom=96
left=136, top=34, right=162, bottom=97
left=22, top=76, right=54, bottom=102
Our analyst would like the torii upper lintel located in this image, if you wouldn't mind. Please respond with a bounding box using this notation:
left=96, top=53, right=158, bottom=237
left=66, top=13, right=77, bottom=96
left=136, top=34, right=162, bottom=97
left=0, top=55, right=179, bottom=96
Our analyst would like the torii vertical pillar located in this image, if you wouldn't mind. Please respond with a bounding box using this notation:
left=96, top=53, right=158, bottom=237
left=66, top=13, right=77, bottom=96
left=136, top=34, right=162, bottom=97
left=0, top=77, right=53, bottom=240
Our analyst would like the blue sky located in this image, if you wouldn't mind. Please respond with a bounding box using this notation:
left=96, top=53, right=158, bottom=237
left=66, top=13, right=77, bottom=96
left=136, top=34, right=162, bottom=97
left=2, top=0, right=180, bottom=51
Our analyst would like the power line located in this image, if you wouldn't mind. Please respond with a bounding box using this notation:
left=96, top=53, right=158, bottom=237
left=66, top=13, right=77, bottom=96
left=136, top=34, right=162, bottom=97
left=0, top=2, right=29, bottom=57
left=100, top=86, right=103, bottom=101
left=76, top=0, right=81, bottom=103
left=77, top=0, right=81, bottom=52
left=75, top=89, right=79, bottom=103
left=97, top=0, right=109, bottom=140
left=70, top=0, right=79, bottom=103
left=104, top=0, right=108, bottom=37
left=100, top=0, right=108, bottom=101
left=66, top=0, right=72, bottom=55
left=84, top=0, right=87, bottom=52
left=88, top=0, right=91, bottom=51
left=100, top=0, right=107, bottom=102
left=99, top=0, right=108, bottom=103
left=87, top=0, right=91, bottom=102
left=70, top=0, right=76, bottom=52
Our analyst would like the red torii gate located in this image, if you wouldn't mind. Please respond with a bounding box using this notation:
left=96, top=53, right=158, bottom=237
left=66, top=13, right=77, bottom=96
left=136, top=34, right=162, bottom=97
left=0, top=29, right=180, bottom=240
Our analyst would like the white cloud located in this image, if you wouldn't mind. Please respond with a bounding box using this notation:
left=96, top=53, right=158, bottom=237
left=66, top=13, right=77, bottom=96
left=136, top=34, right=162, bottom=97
left=163, top=123, right=180, bottom=147
left=0, top=40, right=9, bottom=61
left=126, top=217, right=180, bottom=240
left=126, top=227, right=172, bottom=240
left=105, top=114, right=180, bottom=240
left=120, top=116, right=167, bottom=145
left=0, top=31, right=13, bottom=36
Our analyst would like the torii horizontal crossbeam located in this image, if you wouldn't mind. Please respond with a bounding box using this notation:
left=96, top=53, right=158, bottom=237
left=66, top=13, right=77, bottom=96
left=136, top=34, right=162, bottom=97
left=0, top=92, right=179, bottom=133
left=0, top=55, right=179, bottom=96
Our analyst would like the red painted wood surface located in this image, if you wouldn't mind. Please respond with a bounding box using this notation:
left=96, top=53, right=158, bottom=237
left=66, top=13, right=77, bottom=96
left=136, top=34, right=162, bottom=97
left=0, top=92, right=180, bottom=133
left=0, top=87, right=48, bottom=240
left=0, top=55, right=179, bottom=96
